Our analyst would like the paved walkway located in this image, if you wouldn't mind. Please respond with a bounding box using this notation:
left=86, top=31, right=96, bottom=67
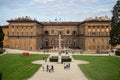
left=28, top=54, right=89, bottom=80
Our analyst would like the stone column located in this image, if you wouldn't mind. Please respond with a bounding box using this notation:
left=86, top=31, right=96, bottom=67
left=59, top=34, right=62, bottom=53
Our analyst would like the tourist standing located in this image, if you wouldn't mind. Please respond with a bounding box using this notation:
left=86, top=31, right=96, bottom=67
left=68, top=63, right=70, bottom=69
left=46, top=65, right=49, bottom=72
left=51, top=65, right=54, bottom=72
left=48, top=65, right=51, bottom=72
left=64, top=63, right=66, bottom=69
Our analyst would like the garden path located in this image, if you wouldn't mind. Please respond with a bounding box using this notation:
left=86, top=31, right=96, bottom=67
left=28, top=53, right=89, bottom=80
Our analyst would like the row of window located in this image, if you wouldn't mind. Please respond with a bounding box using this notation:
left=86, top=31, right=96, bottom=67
left=87, top=26, right=109, bottom=28
left=44, top=30, right=77, bottom=35
left=9, top=32, right=33, bottom=36
left=44, top=40, right=77, bottom=46
left=89, top=38, right=109, bottom=43
left=87, top=32, right=109, bottom=36
left=11, top=26, right=33, bottom=29
left=88, top=45, right=109, bottom=50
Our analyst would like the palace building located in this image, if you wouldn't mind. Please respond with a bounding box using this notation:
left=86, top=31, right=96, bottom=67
left=2, top=16, right=111, bottom=52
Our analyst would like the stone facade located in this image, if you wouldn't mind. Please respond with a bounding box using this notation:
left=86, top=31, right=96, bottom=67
left=79, top=20, right=111, bottom=51
left=4, top=16, right=111, bottom=51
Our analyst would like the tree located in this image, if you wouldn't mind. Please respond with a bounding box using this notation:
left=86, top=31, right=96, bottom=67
left=0, top=26, right=4, bottom=54
left=110, top=0, right=120, bottom=47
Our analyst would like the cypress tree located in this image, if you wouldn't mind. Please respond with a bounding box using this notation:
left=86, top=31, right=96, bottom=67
left=110, top=0, right=120, bottom=47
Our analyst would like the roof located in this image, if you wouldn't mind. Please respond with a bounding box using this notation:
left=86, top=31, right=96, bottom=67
left=7, top=16, right=43, bottom=25
left=40, top=22, right=81, bottom=26
left=7, top=17, right=81, bottom=26
left=79, top=19, right=111, bottom=25
left=7, top=16, right=111, bottom=26
left=1, top=25, right=9, bottom=28
left=7, top=17, right=35, bottom=22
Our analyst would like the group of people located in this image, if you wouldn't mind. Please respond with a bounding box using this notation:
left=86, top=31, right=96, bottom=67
left=64, top=63, right=70, bottom=69
left=42, top=63, right=54, bottom=72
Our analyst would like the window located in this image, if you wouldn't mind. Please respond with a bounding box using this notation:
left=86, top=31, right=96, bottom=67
left=88, top=26, right=91, bottom=28
left=67, top=31, right=69, bottom=34
left=93, top=39, right=95, bottom=42
left=73, top=31, right=76, bottom=35
left=88, top=32, right=91, bottom=36
left=98, top=32, right=100, bottom=36
left=92, top=32, right=95, bottom=36
left=92, top=26, right=95, bottom=28
left=59, top=31, right=62, bottom=35
left=45, top=31, right=49, bottom=35
left=45, top=40, right=48, bottom=47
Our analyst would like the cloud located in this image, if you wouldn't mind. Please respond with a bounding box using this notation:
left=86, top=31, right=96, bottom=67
left=0, top=0, right=117, bottom=25
left=31, top=0, right=57, bottom=4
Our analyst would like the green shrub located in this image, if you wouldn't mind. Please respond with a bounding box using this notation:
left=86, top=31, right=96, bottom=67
left=49, top=56, right=58, bottom=62
left=62, top=56, right=71, bottom=62
left=62, top=58, right=72, bottom=62
left=49, top=56, right=72, bottom=62
left=115, top=49, right=120, bottom=56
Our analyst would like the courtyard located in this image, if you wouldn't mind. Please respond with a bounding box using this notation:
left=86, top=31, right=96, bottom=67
left=0, top=49, right=120, bottom=80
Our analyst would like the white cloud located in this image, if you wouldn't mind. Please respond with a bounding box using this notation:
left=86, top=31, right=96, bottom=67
left=31, top=0, right=57, bottom=4
left=0, top=0, right=117, bottom=25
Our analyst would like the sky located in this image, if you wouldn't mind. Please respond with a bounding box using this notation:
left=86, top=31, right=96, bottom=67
left=0, top=0, right=117, bottom=25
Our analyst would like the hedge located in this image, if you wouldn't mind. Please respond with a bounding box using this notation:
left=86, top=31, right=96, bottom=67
left=49, top=56, right=72, bottom=62
left=49, top=56, right=58, bottom=62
